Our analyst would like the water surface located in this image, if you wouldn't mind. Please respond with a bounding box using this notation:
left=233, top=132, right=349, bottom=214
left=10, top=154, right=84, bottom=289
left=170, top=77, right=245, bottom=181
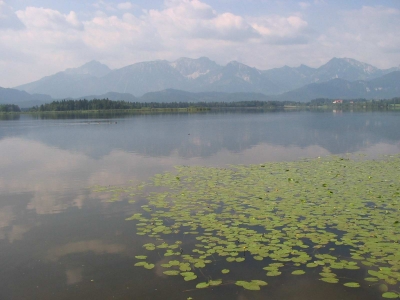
left=0, top=110, right=399, bottom=299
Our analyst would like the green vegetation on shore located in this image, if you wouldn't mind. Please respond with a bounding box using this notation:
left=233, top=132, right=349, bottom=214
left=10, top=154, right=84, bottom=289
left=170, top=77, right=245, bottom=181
left=29, top=99, right=211, bottom=112
left=0, top=104, right=20, bottom=113
left=1, top=97, right=400, bottom=114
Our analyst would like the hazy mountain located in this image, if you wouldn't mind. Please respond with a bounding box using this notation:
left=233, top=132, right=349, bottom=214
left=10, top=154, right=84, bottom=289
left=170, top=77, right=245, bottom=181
left=169, top=57, right=220, bottom=78
left=15, top=61, right=111, bottom=99
left=262, top=64, right=316, bottom=92
left=13, top=57, right=400, bottom=99
left=95, top=60, right=189, bottom=97
left=3, top=71, right=400, bottom=109
left=195, top=61, right=281, bottom=94
left=263, top=57, right=399, bottom=91
left=277, top=71, right=400, bottom=102
left=312, top=57, right=390, bottom=82
left=139, top=89, right=271, bottom=103
left=64, top=60, right=111, bottom=77
left=0, top=87, right=52, bottom=107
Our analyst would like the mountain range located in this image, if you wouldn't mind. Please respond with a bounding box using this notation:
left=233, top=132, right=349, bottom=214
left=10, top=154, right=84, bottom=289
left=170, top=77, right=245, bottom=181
left=1, top=57, right=399, bottom=106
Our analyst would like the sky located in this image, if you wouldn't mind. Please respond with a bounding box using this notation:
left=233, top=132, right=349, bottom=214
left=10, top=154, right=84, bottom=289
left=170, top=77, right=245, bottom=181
left=1, top=0, right=400, bottom=87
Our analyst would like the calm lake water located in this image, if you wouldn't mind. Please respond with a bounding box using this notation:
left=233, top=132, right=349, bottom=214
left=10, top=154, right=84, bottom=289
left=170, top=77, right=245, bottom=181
left=0, top=110, right=399, bottom=300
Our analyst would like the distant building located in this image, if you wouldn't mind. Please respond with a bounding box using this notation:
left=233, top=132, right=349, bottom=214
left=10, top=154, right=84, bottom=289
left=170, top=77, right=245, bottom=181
left=333, top=99, right=343, bottom=104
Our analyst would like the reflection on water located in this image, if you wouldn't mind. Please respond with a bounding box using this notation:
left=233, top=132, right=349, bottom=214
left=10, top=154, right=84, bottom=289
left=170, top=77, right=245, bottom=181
left=0, top=111, right=399, bottom=299
left=1, top=111, right=400, bottom=159
left=47, top=240, right=126, bottom=262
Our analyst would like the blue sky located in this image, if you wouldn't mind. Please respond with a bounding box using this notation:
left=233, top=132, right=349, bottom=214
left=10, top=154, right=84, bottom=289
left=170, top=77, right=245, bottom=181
left=1, top=0, right=400, bottom=87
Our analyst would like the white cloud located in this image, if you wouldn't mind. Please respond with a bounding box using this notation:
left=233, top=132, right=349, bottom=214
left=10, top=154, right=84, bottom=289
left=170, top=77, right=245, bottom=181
left=250, top=15, right=310, bottom=45
left=16, top=7, right=84, bottom=31
left=325, top=6, right=400, bottom=67
left=0, top=1, right=399, bottom=87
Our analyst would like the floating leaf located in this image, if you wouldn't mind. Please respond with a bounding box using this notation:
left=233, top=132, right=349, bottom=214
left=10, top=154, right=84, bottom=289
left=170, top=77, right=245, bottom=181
left=135, top=255, right=147, bottom=260
left=209, top=280, right=222, bottom=286
left=251, top=280, right=267, bottom=286
left=266, top=271, right=281, bottom=276
left=343, top=282, right=360, bottom=288
left=95, top=154, right=400, bottom=294
left=364, top=277, right=379, bottom=282
left=382, top=292, right=399, bottom=299
left=163, top=270, right=180, bottom=276
left=292, top=270, right=305, bottom=275
left=143, top=263, right=155, bottom=270
left=320, top=277, right=339, bottom=284
left=196, top=282, right=209, bottom=289
left=183, top=275, right=197, bottom=281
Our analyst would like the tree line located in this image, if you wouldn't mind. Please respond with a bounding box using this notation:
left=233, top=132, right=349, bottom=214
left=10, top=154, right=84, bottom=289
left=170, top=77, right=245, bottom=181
left=29, top=99, right=295, bottom=111
left=0, top=104, right=21, bottom=112
left=2, top=97, right=400, bottom=113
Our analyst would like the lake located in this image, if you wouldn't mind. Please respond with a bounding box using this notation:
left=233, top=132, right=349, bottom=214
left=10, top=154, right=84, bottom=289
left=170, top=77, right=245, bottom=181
left=0, top=110, right=399, bottom=300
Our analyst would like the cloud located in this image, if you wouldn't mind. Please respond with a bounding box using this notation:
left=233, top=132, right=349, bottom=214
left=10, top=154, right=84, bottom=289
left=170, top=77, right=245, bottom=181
left=0, top=1, right=400, bottom=87
left=250, top=15, right=311, bottom=45
left=324, top=6, right=400, bottom=67
left=145, top=1, right=259, bottom=41
left=0, top=0, right=314, bottom=86
left=16, top=7, right=84, bottom=31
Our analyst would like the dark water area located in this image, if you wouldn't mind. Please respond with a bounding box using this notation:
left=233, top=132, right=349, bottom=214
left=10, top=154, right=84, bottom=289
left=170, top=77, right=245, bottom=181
left=0, top=110, right=399, bottom=300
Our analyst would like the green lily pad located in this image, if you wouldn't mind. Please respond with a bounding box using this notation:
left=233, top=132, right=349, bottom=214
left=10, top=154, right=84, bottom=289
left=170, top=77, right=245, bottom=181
left=163, top=270, right=180, bottom=276
left=183, top=275, right=197, bottom=281
left=96, top=154, right=400, bottom=294
left=196, top=282, right=209, bottom=289
left=382, top=292, right=399, bottom=299
left=343, top=282, right=360, bottom=288
left=251, top=280, right=267, bottom=286
left=209, top=280, right=222, bottom=286
left=266, top=271, right=282, bottom=276
left=320, top=277, right=339, bottom=284
left=143, top=263, right=155, bottom=270
left=292, top=270, right=305, bottom=275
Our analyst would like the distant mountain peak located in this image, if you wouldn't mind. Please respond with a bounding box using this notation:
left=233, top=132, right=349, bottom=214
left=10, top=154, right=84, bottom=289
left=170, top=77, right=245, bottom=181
left=226, top=60, right=242, bottom=66
left=169, top=57, right=220, bottom=79
left=80, top=60, right=106, bottom=68
left=226, top=61, right=255, bottom=69
left=64, top=60, right=111, bottom=77
left=13, top=56, right=400, bottom=100
left=341, top=57, right=378, bottom=73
